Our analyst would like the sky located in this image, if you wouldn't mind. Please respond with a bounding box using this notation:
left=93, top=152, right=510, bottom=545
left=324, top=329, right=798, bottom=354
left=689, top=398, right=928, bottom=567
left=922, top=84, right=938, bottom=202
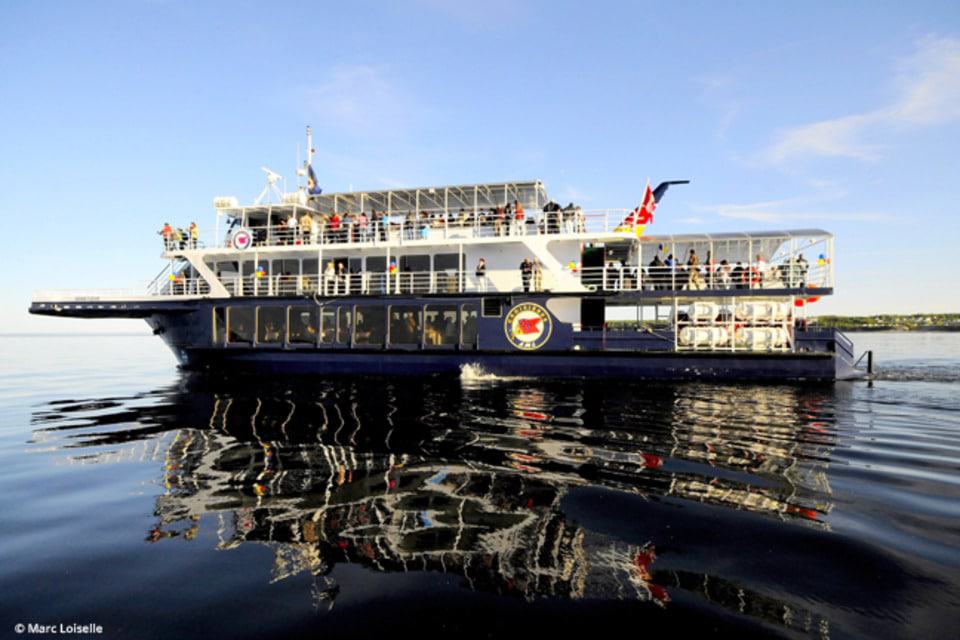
left=1, top=0, right=959, bottom=333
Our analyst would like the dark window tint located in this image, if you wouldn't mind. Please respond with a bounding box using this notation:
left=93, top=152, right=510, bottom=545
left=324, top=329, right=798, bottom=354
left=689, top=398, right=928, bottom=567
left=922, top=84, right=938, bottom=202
left=354, top=306, right=385, bottom=345
left=425, top=305, right=458, bottom=346
left=337, top=307, right=353, bottom=344
left=461, top=304, right=478, bottom=346
left=213, top=307, right=226, bottom=345
left=389, top=306, right=422, bottom=345
left=482, top=298, right=503, bottom=317
left=257, top=306, right=285, bottom=343
left=228, top=306, right=254, bottom=344
left=320, top=307, right=336, bottom=344
left=288, top=306, right=318, bottom=345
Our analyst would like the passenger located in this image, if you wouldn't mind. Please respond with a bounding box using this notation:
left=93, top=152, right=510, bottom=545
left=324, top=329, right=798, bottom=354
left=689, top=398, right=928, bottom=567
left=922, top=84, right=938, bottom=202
left=563, top=203, right=576, bottom=234
left=176, top=227, right=187, bottom=250
left=475, top=257, right=487, bottom=292
left=520, top=257, right=533, bottom=293
left=647, top=254, right=664, bottom=290
left=753, top=254, right=766, bottom=288
left=494, top=206, right=505, bottom=237
left=337, top=262, right=347, bottom=293
left=324, top=261, right=336, bottom=294
left=286, top=212, right=297, bottom=245
left=574, top=205, right=585, bottom=233
left=664, top=253, right=676, bottom=289
left=357, top=211, right=369, bottom=242
left=686, top=249, right=701, bottom=289
left=159, top=223, right=173, bottom=250
left=405, top=210, right=417, bottom=239
left=732, top=261, right=746, bottom=289
left=458, top=208, right=469, bottom=227
left=797, top=253, right=809, bottom=286
left=513, top=200, right=526, bottom=236
left=543, top=201, right=561, bottom=233
left=719, top=259, right=733, bottom=289
left=329, top=212, right=342, bottom=243
left=299, top=212, right=313, bottom=245
left=188, top=222, right=199, bottom=249
left=533, top=258, right=543, bottom=291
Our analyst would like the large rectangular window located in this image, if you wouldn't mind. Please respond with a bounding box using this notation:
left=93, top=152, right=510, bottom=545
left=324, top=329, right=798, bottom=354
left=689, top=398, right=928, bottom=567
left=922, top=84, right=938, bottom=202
left=425, top=305, right=458, bottom=346
left=228, top=306, right=254, bottom=344
left=389, top=306, right=422, bottom=345
left=213, top=307, right=226, bottom=345
left=354, top=306, right=385, bottom=345
left=461, top=304, right=478, bottom=347
left=320, top=307, right=336, bottom=344
left=337, top=307, right=353, bottom=344
left=257, top=306, right=285, bottom=344
left=288, top=306, right=318, bottom=345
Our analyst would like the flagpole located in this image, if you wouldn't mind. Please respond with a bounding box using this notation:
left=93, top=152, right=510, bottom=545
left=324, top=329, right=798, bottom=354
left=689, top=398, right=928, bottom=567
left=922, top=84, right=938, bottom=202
left=306, top=125, right=313, bottom=166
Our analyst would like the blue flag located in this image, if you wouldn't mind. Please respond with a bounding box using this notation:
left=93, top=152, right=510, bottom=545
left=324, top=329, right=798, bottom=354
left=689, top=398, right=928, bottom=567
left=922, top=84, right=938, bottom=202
left=307, top=165, right=323, bottom=195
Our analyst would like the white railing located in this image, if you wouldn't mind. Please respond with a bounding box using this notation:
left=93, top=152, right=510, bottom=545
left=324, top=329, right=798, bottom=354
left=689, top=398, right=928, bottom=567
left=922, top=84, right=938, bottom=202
left=33, top=283, right=156, bottom=302
left=578, top=261, right=832, bottom=292
left=217, top=269, right=558, bottom=298
left=171, top=208, right=633, bottom=252
left=32, top=258, right=834, bottom=303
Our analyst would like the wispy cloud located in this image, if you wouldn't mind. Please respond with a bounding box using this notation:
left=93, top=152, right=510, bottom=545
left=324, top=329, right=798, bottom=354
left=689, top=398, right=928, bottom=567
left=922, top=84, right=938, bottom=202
left=557, top=185, right=591, bottom=203
left=304, top=65, right=421, bottom=139
left=695, top=193, right=892, bottom=223
left=764, top=36, right=960, bottom=163
left=696, top=73, right=741, bottom=140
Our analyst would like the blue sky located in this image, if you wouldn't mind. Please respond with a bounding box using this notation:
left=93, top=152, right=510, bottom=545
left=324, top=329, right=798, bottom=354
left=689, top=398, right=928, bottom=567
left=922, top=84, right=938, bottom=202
left=2, top=1, right=959, bottom=332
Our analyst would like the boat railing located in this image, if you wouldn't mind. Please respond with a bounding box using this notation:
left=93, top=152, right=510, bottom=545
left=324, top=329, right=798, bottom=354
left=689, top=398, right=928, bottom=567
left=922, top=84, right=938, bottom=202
left=215, top=269, right=558, bottom=298
left=177, top=208, right=636, bottom=252
left=578, top=260, right=832, bottom=292
left=32, top=258, right=833, bottom=302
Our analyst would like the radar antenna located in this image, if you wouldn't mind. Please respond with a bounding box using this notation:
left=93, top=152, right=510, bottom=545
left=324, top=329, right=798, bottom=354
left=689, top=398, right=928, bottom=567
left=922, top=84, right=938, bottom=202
left=254, top=166, right=286, bottom=205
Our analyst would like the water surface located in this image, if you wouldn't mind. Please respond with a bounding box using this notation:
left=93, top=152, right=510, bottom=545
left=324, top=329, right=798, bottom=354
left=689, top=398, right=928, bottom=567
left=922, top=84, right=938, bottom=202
left=1, top=333, right=958, bottom=638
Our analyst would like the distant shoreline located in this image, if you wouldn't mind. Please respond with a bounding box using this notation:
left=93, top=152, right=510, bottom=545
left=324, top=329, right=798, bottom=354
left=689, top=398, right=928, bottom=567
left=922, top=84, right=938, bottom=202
left=813, top=313, right=959, bottom=332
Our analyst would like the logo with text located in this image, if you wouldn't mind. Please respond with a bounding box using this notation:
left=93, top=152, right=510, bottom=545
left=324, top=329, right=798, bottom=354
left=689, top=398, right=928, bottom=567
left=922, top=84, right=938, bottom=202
left=504, top=303, right=552, bottom=350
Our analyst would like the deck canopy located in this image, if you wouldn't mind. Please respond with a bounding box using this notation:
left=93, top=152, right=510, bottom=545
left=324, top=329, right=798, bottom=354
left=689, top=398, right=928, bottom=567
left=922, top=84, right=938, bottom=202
left=633, top=229, right=833, bottom=265
left=309, top=180, right=550, bottom=216
left=214, top=180, right=551, bottom=226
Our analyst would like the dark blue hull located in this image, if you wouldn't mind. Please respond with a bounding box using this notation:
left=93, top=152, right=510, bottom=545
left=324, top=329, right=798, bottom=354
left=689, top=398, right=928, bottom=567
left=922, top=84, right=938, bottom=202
left=176, top=347, right=846, bottom=381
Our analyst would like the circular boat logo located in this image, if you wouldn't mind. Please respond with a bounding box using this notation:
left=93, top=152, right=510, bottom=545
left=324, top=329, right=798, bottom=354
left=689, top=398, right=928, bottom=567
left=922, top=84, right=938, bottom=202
left=504, top=302, right=552, bottom=350
left=231, top=228, right=253, bottom=250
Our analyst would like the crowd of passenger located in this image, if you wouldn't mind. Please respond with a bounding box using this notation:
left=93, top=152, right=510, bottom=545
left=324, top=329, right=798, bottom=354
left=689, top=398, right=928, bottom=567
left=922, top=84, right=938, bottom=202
left=158, top=222, right=200, bottom=250
left=207, top=200, right=588, bottom=248
left=635, top=249, right=811, bottom=290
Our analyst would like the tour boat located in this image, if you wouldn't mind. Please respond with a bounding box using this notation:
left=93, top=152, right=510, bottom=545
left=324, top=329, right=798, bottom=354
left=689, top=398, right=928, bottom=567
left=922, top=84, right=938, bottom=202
left=30, top=128, right=860, bottom=380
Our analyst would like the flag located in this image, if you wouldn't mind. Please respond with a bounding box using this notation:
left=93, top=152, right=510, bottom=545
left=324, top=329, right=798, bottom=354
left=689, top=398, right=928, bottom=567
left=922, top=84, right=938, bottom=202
left=307, top=165, right=323, bottom=195
left=615, top=180, right=657, bottom=235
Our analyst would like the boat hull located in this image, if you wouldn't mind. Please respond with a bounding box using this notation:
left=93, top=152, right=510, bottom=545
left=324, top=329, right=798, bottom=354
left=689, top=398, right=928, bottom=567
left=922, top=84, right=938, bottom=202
left=173, top=346, right=846, bottom=381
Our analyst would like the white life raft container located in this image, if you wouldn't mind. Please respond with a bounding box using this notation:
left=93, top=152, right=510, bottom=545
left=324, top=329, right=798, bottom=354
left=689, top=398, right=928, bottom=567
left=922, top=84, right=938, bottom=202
left=735, top=327, right=789, bottom=350
left=735, top=300, right=790, bottom=322
left=679, top=326, right=731, bottom=347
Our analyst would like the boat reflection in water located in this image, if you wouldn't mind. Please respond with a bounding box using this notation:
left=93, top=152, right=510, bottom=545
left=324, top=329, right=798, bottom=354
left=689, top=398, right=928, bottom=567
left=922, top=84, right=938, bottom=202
left=31, top=373, right=838, bottom=634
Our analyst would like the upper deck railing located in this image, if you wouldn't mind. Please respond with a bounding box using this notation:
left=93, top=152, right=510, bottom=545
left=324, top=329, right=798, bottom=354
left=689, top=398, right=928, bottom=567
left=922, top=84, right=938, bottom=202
left=168, top=208, right=630, bottom=253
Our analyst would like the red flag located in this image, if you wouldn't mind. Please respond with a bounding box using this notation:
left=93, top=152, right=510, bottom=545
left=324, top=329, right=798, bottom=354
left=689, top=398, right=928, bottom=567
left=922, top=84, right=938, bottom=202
left=516, top=317, right=542, bottom=335
left=637, top=181, right=656, bottom=224
left=617, top=180, right=657, bottom=232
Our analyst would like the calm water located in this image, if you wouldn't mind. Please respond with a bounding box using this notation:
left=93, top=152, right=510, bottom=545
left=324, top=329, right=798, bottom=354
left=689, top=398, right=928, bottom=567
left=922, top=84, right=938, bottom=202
left=1, top=333, right=958, bottom=639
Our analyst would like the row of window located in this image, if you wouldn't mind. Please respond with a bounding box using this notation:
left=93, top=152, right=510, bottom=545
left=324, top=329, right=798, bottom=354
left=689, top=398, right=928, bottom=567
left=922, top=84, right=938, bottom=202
left=213, top=303, right=479, bottom=348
